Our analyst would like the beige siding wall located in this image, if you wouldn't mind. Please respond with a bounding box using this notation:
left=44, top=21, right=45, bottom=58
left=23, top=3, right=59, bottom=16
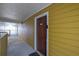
left=24, top=18, right=34, bottom=48
left=0, top=34, right=8, bottom=56
left=49, top=4, right=79, bottom=55
left=23, top=4, right=79, bottom=55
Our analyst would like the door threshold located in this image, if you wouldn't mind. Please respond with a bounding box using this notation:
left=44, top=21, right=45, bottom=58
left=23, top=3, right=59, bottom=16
left=36, top=51, right=44, bottom=56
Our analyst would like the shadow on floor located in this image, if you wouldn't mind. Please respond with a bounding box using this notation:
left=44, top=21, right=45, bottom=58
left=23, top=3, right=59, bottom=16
left=29, top=52, right=40, bottom=56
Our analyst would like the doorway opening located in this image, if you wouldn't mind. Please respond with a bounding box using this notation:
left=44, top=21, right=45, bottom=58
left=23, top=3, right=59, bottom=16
left=34, top=12, right=48, bottom=56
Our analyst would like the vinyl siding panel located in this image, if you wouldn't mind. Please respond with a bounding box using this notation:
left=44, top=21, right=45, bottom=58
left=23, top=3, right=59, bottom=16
left=24, top=17, right=34, bottom=48
left=49, top=4, right=79, bottom=56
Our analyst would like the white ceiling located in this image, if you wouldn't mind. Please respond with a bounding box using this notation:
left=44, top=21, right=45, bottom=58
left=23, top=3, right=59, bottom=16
left=0, top=3, right=50, bottom=23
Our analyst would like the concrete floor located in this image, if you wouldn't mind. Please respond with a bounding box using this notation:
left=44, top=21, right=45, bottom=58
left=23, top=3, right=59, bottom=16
left=7, top=36, right=35, bottom=56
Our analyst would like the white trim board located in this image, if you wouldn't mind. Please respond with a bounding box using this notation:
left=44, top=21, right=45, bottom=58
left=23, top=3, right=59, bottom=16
left=34, top=12, right=49, bottom=56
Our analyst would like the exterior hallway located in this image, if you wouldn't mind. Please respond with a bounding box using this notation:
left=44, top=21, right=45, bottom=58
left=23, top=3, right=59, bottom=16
left=7, top=36, right=35, bottom=56
left=0, top=3, right=50, bottom=56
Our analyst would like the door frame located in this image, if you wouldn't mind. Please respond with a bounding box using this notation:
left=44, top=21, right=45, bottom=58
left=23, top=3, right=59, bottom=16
left=34, top=12, right=48, bottom=56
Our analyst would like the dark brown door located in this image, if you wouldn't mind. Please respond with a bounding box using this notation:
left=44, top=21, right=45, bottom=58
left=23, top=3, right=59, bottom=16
left=37, top=15, right=47, bottom=56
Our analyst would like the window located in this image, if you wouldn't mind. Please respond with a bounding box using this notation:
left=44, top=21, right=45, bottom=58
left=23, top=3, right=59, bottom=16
left=0, top=22, right=18, bottom=36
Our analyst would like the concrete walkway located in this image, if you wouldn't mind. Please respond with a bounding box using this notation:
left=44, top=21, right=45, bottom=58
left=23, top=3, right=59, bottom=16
left=7, top=36, right=35, bottom=56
